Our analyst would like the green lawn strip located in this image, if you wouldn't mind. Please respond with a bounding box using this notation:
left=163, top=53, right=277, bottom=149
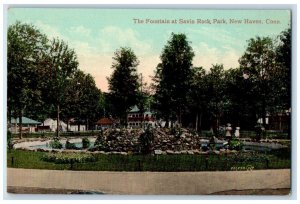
left=7, top=150, right=290, bottom=171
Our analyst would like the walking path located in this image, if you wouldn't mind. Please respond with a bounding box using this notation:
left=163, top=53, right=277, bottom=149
left=7, top=168, right=290, bottom=195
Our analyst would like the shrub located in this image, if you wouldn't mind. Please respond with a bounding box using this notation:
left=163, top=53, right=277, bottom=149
left=7, top=131, right=13, bottom=150
left=49, top=138, right=63, bottom=149
left=94, top=130, right=108, bottom=151
left=229, top=137, right=243, bottom=150
left=189, top=129, right=198, bottom=137
left=226, top=152, right=269, bottom=163
left=65, top=139, right=78, bottom=149
left=82, top=138, right=90, bottom=149
left=139, top=125, right=154, bottom=154
left=42, top=152, right=96, bottom=164
left=171, top=127, right=183, bottom=139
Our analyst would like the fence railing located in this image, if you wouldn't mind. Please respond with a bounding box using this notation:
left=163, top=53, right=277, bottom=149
left=51, top=155, right=291, bottom=172
left=69, top=159, right=290, bottom=172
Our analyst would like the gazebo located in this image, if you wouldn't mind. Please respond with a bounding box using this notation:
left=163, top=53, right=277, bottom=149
left=96, top=118, right=114, bottom=129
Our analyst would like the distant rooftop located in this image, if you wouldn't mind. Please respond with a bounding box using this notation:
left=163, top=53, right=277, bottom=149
left=129, top=105, right=152, bottom=114
left=10, top=117, right=41, bottom=125
left=96, top=118, right=114, bottom=125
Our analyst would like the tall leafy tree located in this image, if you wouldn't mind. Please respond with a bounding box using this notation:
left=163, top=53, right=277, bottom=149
left=205, top=64, right=230, bottom=134
left=239, top=37, right=278, bottom=128
left=63, top=70, right=104, bottom=130
left=136, top=74, right=153, bottom=127
left=153, top=33, right=195, bottom=127
left=107, top=47, right=139, bottom=125
left=224, top=68, right=257, bottom=129
left=7, top=22, right=48, bottom=138
left=275, top=28, right=291, bottom=111
left=187, top=67, right=207, bottom=131
left=44, top=39, right=79, bottom=136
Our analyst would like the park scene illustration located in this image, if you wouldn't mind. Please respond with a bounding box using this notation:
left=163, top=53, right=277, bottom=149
left=6, top=8, right=291, bottom=195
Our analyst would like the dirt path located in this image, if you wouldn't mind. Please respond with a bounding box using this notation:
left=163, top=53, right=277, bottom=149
left=7, top=168, right=290, bottom=195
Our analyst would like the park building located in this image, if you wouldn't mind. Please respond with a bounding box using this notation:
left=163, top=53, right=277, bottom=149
left=127, top=106, right=155, bottom=128
left=9, top=116, right=41, bottom=133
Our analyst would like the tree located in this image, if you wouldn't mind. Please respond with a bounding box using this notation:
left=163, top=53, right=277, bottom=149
left=139, top=125, right=154, bottom=154
left=275, top=28, right=291, bottom=110
left=224, top=68, right=257, bottom=129
left=187, top=67, right=207, bottom=131
left=153, top=33, right=195, bottom=127
left=63, top=70, right=104, bottom=130
left=205, top=64, right=230, bottom=135
left=44, top=39, right=79, bottom=137
left=136, top=73, right=153, bottom=127
left=107, top=47, right=140, bottom=125
left=239, top=36, right=278, bottom=128
left=7, top=22, right=48, bottom=138
left=152, top=63, right=173, bottom=127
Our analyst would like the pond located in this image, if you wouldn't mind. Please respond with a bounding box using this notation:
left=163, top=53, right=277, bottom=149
left=31, top=141, right=96, bottom=149
left=13, top=137, right=97, bottom=151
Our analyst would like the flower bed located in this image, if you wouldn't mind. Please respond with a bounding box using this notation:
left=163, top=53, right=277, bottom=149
left=42, top=152, right=96, bottom=164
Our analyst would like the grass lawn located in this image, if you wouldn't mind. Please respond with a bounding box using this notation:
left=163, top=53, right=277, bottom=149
left=7, top=149, right=291, bottom=171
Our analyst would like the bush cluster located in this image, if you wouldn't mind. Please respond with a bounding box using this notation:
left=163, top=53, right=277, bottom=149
left=228, top=137, right=243, bottom=150
left=65, top=139, right=78, bottom=149
left=42, top=152, right=96, bottom=164
left=93, top=130, right=108, bottom=151
left=82, top=138, right=90, bottom=149
left=139, top=126, right=154, bottom=154
left=7, top=131, right=13, bottom=150
left=49, top=138, right=63, bottom=149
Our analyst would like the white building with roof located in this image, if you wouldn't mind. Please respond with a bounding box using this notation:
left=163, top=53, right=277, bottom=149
left=127, top=106, right=155, bottom=128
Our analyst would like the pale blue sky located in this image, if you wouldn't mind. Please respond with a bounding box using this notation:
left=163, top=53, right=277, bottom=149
left=8, top=8, right=291, bottom=91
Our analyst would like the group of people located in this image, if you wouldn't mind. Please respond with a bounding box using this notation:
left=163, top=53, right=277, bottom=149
left=225, top=123, right=265, bottom=141
left=225, top=123, right=240, bottom=139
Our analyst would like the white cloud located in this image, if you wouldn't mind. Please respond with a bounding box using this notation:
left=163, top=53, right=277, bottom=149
left=34, top=20, right=65, bottom=40
left=69, top=25, right=91, bottom=37
left=188, top=27, right=244, bottom=48
left=193, top=42, right=240, bottom=70
left=97, top=26, right=153, bottom=55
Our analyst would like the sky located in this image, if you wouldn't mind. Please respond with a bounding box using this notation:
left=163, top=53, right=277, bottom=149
left=8, top=8, right=291, bottom=92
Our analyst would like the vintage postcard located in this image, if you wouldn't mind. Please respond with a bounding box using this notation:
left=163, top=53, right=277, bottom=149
left=6, top=7, right=292, bottom=196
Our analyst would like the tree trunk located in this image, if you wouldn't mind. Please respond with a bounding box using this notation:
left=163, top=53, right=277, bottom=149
left=18, top=110, right=23, bottom=139
left=125, top=113, right=128, bottom=127
left=165, top=117, right=169, bottom=128
left=195, top=113, right=198, bottom=131
left=209, top=116, right=214, bottom=134
left=86, top=118, right=88, bottom=131
left=8, top=108, right=11, bottom=129
left=279, top=115, right=282, bottom=131
left=216, top=117, right=219, bottom=132
left=262, top=98, right=267, bottom=128
left=14, top=111, right=18, bottom=134
left=199, top=112, right=202, bottom=133
left=56, top=104, right=60, bottom=138
left=179, top=108, right=182, bottom=127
